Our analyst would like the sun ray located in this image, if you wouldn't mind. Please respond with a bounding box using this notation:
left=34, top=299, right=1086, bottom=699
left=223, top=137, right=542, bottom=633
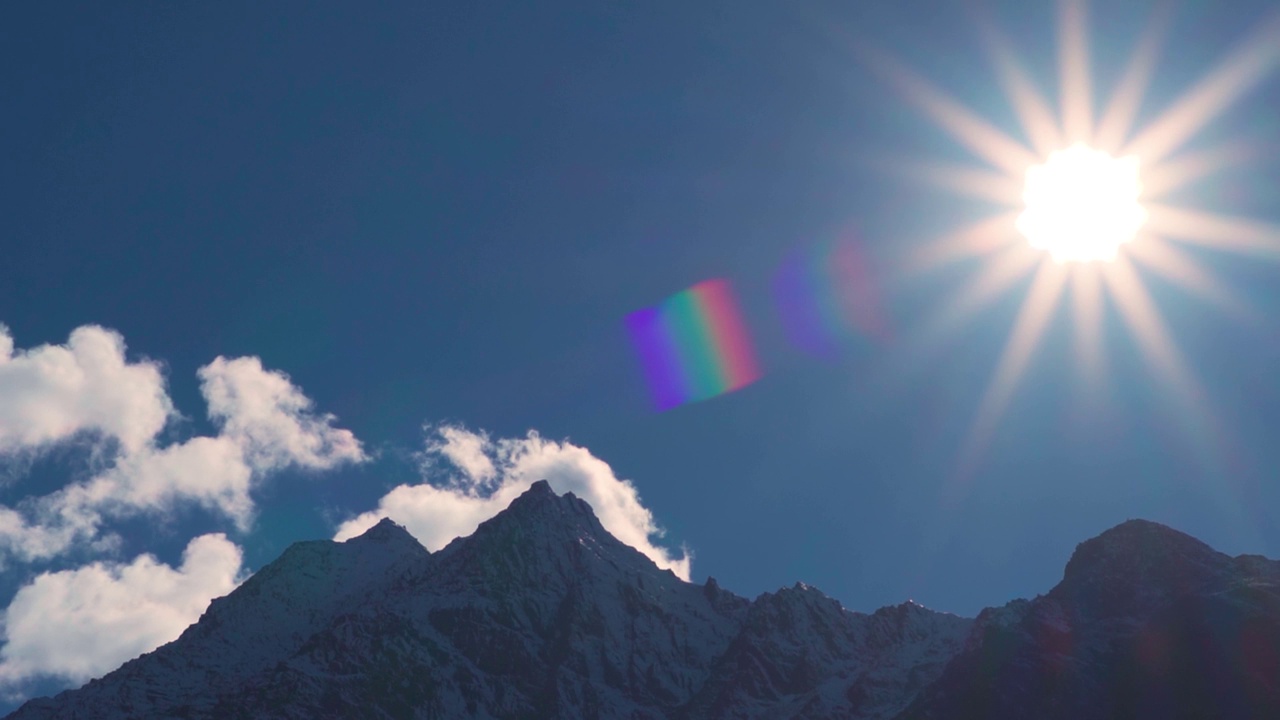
left=904, top=242, right=1043, bottom=374
left=1127, top=234, right=1256, bottom=321
left=1101, top=255, right=1206, bottom=416
left=1057, top=0, right=1093, bottom=143
left=888, top=245, right=1046, bottom=452
left=1103, top=255, right=1255, bottom=535
left=1101, top=255, right=1226, bottom=455
left=1122, top=12, right=1280, bottom=165
left=1141, top=141, right=1258, bottom=200
left=906, top=211, right=1023, bottom=275
left=925, top=241, right=1041, bottom=329
left=955, top=259, right=1069, bottom=480
left=889, top=160, right=1024, bottom=206
left=1063, top=263, right=1109, bottom=436
left=973, top=13, right=1064, bottom=157
left=1092, top=1, right=1174, bottom=153
left=1069, top=263, right=1106, bottom=392
left=1147, top=203, right=1280, bottom=260
left=860, top=45, right=1039, bottom=176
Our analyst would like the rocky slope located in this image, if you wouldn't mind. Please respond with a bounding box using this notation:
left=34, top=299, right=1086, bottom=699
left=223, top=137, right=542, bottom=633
left=899, top=520, right=1280, bottom=720
left=6, top=486, right=1278, bottom=719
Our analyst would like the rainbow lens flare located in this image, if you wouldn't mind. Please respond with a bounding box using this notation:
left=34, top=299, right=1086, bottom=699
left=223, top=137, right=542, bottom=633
left=626, top=279, right=762, bottom=411
left=773, top=236, right=890, bottom=359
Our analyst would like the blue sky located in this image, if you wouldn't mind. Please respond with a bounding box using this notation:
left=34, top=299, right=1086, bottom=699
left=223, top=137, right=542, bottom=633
left=2, top=0, right=1280, bottom=706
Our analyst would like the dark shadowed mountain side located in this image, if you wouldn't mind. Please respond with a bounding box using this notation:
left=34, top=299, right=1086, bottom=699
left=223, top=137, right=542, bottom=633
left=897, top=519, right=1280, bottom=720
left=5, top=484, right=1278, bottom=719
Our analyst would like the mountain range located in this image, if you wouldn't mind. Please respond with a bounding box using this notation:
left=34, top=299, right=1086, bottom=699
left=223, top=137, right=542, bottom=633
left=7, top=481, right=1278, bottom=719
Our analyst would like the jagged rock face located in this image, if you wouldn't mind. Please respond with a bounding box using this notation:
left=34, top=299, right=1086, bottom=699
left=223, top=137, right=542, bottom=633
left=681, top=590, right=970, bottom=720
left=898, top=520, right=1280, bottom=720
left=7, top=501, right=1278, bottom=720
left=5, top=481, right=971, bottom=720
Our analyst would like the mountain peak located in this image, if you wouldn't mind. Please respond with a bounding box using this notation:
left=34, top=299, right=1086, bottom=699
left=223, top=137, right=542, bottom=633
left=1055, top=518, right=1228, bottom=613
left=344, top=516, right=424, bottom=551
left=1065, top=519, right=1221, bottom=572
left=504, top=478, right=574, bottom=513
left=357, top=515, right=410, bottom=538
left=340, top=512, right=419, bottom=545
left=498, top=478, right=597, bottom=522
left=1097, top=518, right=1196, bottom=542
left=432, top=478, right=650, bottom=588
left=909, top=523, right=1280, bottom=719
left=526, top=478, right=555, bottom=496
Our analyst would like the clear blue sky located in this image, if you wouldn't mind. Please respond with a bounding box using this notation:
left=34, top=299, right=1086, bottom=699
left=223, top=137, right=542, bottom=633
left=2, top=0, right=1279, bottom=705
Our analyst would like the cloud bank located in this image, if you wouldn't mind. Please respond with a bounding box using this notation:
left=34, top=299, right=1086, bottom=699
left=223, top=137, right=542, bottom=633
left=0, top=323, right=365, bottom=690
left=335, top=425, right=692, bottom=580
left=0, top=326, right=367, bottom=561
left=0, top=534, right=243, bottom=685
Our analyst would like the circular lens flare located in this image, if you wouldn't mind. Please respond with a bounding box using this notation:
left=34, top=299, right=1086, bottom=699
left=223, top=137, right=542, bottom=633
left=1017, top=143, right=1148, bottom=263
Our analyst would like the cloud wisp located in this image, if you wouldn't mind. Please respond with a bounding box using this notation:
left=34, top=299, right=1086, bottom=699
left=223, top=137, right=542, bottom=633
left=335, top=425, right=692, bottom=581
left=0, top=325, right=367, bottom=561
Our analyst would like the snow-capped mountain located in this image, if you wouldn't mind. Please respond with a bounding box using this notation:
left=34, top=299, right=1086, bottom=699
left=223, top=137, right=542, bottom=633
left=6, top=486, right=1278, bottom=719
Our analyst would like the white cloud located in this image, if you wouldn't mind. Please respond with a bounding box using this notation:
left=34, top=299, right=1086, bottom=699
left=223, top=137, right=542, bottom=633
left=336, top=426, right=692, bottom=580
left=0, top=324, right=368, bottom=696
left=0, top=325, right=173, bottom=455
left=0, top=325, right=367, bottom=561
left=0, top=508, right=89, bottom=565
left=199, top=356, right=366, bottom=471
left=0, top=533, right=243, bottom=685
left=425, top=425, right=496, bottom=485
left=61, top=436, right=255, bottom=532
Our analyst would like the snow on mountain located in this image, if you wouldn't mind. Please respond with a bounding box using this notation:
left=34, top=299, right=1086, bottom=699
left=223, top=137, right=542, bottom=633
left=7, top=513, right=430, bottom=719
left=6, top=497, right=1278, bottom=719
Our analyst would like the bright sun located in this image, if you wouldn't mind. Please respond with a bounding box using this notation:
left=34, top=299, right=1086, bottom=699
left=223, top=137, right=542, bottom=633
left=860, top=0, right=1280, bottom=485
left=1017, top=143, right=1147, bottom=263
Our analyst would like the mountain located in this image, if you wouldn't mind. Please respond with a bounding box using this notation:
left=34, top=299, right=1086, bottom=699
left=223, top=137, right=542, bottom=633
left=6, top=487, right=1278, bottom=719
left=899, top=519, right=1280, bottom=720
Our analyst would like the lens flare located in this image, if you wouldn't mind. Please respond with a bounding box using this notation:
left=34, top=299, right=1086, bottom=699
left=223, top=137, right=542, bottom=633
left=773, top=235, right=890, bottom=359
left=626, top=279, right=762, bottom=412
left=1017, top=143, right=1148, bottom=263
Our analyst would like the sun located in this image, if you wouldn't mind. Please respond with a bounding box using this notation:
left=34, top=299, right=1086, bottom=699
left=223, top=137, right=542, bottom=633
left=1017, top=143, right=1147, bottom=263
left=857, top=0, right=1280, bottom=484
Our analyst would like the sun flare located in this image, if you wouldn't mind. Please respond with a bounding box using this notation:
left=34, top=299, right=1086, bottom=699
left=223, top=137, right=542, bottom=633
left=1017, top=143, right=1147, bottom=263
left=861, top=0, right=1280, bottom=485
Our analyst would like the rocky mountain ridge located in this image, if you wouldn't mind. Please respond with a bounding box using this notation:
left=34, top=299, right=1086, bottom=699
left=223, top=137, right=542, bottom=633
left=7, top=483, right=1278, bottom=719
